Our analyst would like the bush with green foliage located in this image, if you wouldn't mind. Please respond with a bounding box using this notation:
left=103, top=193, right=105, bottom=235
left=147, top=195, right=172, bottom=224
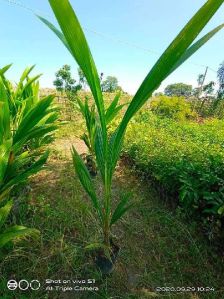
left=150, top=95, right=197, bottom=120
left=123, top=111, right=224, bottom=237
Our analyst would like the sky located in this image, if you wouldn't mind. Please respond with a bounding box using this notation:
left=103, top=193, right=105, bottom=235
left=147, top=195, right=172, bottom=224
left=0, top=0, right=224, bottom=94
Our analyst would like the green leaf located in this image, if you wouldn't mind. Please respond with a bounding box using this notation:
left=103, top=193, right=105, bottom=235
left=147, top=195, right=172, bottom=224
left=218, top=205, right=224, bottom=215
left=20, top=74, right=42, bottom=96
left=0, top=64, right=12, bottom=76
left=76, top=97, right=85, bottom=116
left=72, top=146, right=103, bottom=223
left=0, top=139, right=12, bottom=184
left=76, top=98, right=96, bottom=153
left=2, top=151, right=49, bottom=194
left=170, top=23, right=224, bottom=75
left=105, top=93, right=120, bottom=121
left=37, top=15, right=72, bottom=54
left=110, top=193, right=135, bottom=226
left=106, top=104, right=125, bottom=125
left=105, top=92, right=126, bottom=124
left=0, top=200, right=12, bottom=230
left=19, top=65, right=36, bottom=83
left=13, top=95, right=54, bottom=145
left=0, top=77, right=11, bottom=142
left=80, top=133, right=91, bottom=150
left=0, top=225, right=39, bottom=248
left=94, top=125, right=106, bottom=184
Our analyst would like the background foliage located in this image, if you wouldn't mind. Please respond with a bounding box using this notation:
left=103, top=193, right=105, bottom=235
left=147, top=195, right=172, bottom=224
left=122, top=110, right=224, bottom=238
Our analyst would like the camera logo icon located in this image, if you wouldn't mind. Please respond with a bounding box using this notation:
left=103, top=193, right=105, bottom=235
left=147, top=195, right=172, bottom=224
left=7, top=280, right=18, bottom=291
left=7, top=279, right=40, bottom=291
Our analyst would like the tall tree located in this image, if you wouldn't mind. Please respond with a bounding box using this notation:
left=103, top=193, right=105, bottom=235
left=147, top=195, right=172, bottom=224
left=78, top=67, right=87, bottom=90
left=164, top=83, right=192, bottom=97
left=53, top=64, right=81, bottom=98
left=78, top=68, right=104, bottom=91
left=101, top=76, right=118, bottom=92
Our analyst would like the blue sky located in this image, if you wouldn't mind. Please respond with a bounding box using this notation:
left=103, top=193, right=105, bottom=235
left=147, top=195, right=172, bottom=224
left=0, top=0, right=224, bottom=94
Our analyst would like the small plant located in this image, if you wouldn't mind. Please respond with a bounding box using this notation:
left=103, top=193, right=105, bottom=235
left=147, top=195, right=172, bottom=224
left=0, top=66, right=59, bottom=250
left=76, top=96, right=97, bottom=176
left=40, top=0, right=224, bottom=272
left=76, top=92, right=125, bottom=176
left=0, top=71, right=53, bottom=200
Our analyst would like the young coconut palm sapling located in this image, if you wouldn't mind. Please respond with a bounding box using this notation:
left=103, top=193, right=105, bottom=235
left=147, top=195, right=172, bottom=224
left=0, top=66, right=59, bottom=249
left=40, top=0, right=224, bottom=270
left=76, top=92, right=126, bottom=177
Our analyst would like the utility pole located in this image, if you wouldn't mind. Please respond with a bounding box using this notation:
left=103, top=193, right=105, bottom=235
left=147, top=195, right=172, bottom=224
left=198, top=66, right=209, bottom=114
left=198, top=66, right=208, bottom=99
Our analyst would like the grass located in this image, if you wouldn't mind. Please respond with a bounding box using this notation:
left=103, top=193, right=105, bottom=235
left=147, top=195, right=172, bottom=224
left=0, top=96, right=223, bottom=299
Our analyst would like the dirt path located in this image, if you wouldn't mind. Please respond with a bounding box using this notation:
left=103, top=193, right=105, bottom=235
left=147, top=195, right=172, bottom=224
left=51, top=136, right=88, bottom=158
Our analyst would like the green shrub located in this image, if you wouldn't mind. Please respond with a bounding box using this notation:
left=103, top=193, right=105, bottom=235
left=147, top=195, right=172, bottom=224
left=123, top=111, right=224, bottom=236
left=150, top=95, right=197, bottom=120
